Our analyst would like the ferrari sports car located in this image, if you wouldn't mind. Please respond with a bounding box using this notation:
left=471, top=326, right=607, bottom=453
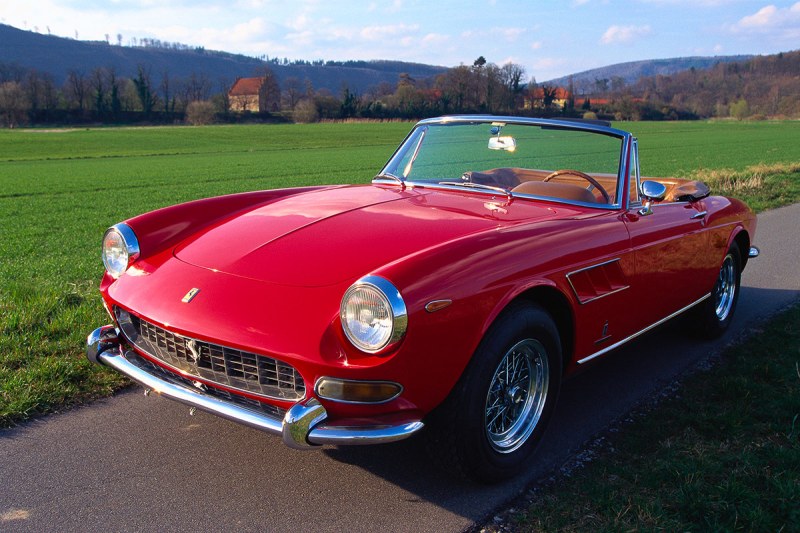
left=87, top=116, right=758, bottom=481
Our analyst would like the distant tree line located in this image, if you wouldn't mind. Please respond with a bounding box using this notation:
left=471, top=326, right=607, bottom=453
left=0, top=56, right=539, bottom=127
left=581, top=51, right=800, bottom=121
left=1, top=51, right=798, bottom=128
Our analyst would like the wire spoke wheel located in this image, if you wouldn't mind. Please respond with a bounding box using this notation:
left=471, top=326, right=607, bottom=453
left=714, top=253, right=737, bottom=321
left=484, top=338, right=549, bottom=453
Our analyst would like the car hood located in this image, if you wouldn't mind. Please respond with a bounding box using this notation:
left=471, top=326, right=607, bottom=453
left=174, top=185, right=569, bottom=287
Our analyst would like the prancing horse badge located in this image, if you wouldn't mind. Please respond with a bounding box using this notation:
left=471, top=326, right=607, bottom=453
left=182, top=288, right=201, bottom=303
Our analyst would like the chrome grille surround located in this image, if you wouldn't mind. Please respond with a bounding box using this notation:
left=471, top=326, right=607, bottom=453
left=114, top=307, right=306, bottom=402
left=125, top=351, right=287, bottom=420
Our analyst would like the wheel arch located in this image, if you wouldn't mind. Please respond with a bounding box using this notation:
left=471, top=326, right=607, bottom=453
left=507, top=285, right=575, bottom=376
left=731, top=228, right=751, bottom=271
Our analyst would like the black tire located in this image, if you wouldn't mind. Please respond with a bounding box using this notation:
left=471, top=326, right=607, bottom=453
left=690, top=241, right=742, bottom=338
left=427, top=302, right=562, bottom=483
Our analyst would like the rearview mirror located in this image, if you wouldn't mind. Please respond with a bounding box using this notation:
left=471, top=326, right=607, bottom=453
left=488, top=136, right=516, bottom=152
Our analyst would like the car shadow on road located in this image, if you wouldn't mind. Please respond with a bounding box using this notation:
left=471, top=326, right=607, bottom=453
left=318, top=286, right=800, bottom=524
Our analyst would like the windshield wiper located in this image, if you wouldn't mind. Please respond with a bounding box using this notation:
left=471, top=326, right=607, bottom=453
left=373, top=172, right=406, bottom=189
left=438, top=181, right=513, bottom=201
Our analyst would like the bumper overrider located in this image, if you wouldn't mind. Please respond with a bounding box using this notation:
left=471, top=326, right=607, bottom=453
left=87, top=325, right=424, bottom=449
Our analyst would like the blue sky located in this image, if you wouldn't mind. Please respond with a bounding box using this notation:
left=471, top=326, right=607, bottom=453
left=1, top=1, right=799, bottom=81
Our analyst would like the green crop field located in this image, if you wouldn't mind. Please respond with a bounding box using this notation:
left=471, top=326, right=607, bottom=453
left=1, top=120, right=799, bottom=426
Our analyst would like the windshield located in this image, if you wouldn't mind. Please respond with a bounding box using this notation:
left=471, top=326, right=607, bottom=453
left=380, top=120, right=625, bottom=207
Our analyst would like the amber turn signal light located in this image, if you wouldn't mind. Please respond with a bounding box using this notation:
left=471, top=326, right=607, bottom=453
left=314, top=377, right=402, bottom=404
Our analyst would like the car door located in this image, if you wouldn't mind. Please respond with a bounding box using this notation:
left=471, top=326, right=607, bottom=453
left=622, top=142, right=715, bottom=332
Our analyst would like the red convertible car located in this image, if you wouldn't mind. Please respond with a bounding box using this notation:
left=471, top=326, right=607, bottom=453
left=87, top=116, right=758, bottom=481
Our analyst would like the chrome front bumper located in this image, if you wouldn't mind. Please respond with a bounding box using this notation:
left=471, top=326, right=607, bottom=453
left=87, top=325, right=424, bottom=449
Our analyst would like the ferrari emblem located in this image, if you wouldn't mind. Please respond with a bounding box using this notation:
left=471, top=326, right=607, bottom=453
left=186, top=339, right=201, bottom=363
left=181, top=288, right=200, bottom=303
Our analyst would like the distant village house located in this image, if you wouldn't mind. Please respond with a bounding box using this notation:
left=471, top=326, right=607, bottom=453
left=524, top=86, right=572, bottom=110
left=229, top=77, right=263, bottom=112
left=228, top=76, right=280, bottom=113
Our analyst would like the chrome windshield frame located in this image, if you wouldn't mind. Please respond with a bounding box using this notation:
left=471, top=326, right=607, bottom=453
left=374, top=115, right=634, bottom=212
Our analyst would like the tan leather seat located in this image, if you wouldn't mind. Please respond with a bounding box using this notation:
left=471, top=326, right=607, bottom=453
left=664, top=180, right=711, bottom=203
left=512, top=181, right=598, bottom=203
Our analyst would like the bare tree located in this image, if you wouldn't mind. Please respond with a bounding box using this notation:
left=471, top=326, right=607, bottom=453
left=65, top=70, right=89, bottom=113
left=0, top=81, right=28, bottom=127
left=256, top=66, right=280, bottom=112
left=215, top=77, right=232, bottom=113
left=24, top=70, right=43, bottom=114
left=133, top=65, right=157, bottom=115
left=499, top=62, right=526, bottom=109
left=91, top=67, right=107, bottom=115
left=160, top=70, right=174, bottom=113
left=282, top=76, right=303, bottom=110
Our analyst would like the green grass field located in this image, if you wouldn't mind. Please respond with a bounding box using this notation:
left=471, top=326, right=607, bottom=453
left=1, top=120, right=799, bottom=426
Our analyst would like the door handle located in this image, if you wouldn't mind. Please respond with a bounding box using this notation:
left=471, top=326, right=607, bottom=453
left=690, top=211, right=707, bottom=220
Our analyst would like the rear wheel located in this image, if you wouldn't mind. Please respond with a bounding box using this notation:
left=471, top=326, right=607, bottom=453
left=690, top=242, right=741, bottom=338
left=428, top=302, right=562, bottom=483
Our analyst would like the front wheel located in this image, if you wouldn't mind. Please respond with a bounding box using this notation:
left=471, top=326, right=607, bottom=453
left=427, top=302, right=562, bottom=483
left=690, top=242, right=741, bottom=338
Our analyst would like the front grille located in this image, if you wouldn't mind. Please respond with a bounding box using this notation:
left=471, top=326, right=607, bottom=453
left=115, top=307, right=306, bottom=402
left=124, top=351, right=286, bottom=420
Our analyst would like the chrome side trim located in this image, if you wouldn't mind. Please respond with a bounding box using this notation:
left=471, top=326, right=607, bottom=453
left=577, top=293, right=711, bottom=364
left=567, top=257, right=622, bottom=275
left=748, top=246, right=760, bottom=258
left=574, top=285, right=630, bottom=305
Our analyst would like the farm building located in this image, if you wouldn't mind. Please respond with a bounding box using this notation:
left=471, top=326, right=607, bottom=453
left=524, top=86, right=572, bottom=110
left=229, top=77, right=263, bottom=112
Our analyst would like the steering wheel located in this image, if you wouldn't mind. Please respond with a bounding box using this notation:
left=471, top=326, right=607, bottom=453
left=543, top=169, right=611, bottom=203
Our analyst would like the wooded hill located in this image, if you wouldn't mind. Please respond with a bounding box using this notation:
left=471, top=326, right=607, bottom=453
left=1, top=21, right=798, bottom=125
left=595, top=50, right=800, bottom=120
left=546, top=55, right=753, bottom=94
left=0, top=23, right=447, bottom=94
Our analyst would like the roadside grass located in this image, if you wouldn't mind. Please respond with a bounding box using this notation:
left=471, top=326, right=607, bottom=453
left=498, top=304, right=800, bottom=532
left=0, top=120, right=799, bottom=427
left=0, top=122, right=410, bottom=426
left=693, top=161, right=800, bottom=212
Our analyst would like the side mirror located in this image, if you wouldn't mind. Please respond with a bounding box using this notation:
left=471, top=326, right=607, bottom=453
left=638, top=180, right=667, bottom=216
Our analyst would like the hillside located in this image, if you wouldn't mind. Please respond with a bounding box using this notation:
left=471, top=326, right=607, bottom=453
left=621, top=50, right=800, bottom=118
left=546, top=55, right=753, bottom=93
left=0, top=23, right=447, bottom=94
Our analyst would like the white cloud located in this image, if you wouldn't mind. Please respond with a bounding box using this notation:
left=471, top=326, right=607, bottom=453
left=600, top=24, right=652, bottom=44
left=531, top=40, right=543, bottom=50
left=638, top=0, right=743, bottom=5
left=459, top=27, right=526, bottom=42
left=359, top=23, right=419, bottom=41
left=736, top=2, right=800, bottom=28
left=421, top=33, right=449, bottom=45
left=730, top=2, right=800, bottom=41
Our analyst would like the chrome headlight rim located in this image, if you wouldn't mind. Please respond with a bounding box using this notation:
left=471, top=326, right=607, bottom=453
left=102, top=223, right=140, bottom=279
left=340, top=275, right=408, bottom=354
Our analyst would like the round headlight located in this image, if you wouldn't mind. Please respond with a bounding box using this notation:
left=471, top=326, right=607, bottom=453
left=340, top=276, right=407, bottom=354
left=102, top=223, right=140, bottom=279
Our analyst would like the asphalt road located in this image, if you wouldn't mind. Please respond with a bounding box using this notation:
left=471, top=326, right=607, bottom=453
left=2, top=203, right=799, bottom=533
